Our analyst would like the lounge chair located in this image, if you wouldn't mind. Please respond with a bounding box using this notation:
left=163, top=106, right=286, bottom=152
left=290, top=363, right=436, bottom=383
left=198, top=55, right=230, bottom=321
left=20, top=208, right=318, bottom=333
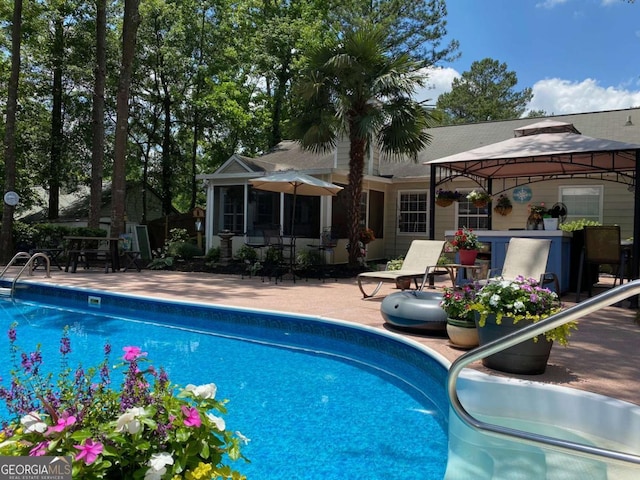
left=483, top=237, right=559, bottom=292
left=357, top=240, right=445, bottom=298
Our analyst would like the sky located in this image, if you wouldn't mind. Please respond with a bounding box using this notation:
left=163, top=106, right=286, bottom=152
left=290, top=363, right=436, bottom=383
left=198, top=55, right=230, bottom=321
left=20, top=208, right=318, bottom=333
left=415, top=0, right=640, bottom=116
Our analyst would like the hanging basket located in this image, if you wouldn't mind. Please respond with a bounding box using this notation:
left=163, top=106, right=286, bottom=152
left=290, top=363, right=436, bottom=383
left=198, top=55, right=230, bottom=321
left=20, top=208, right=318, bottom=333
left=494, top=205, right=513, bottom=216
left=473, top=200, right=488, bottom=208
left=436, top=198, right=454, bottom=207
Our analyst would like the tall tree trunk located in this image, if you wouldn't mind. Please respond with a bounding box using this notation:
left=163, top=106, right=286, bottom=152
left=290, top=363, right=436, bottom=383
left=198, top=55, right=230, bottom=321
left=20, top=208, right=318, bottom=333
left=161, top=85, right=172, bottom=216
left=89, top=0, right=107, bottom=229
left=48, top=16, right=64, bottom=220
left=111, top=0, right=141, bottom=237
left=269, top=56, right=291, bottom=149
left=0, top=0, right=23, bottom=263
left=347, top=127, right=366, bottom=266
left=190, top=5, right=206, bottom=210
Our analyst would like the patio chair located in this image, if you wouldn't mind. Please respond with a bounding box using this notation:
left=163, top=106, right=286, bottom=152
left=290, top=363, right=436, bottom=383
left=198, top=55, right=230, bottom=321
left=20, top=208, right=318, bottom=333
left=357, top=240, right=445, bottom=298
left=575, top=225, right=624, bottom=302
left=484, top=238, right=559, bottom=292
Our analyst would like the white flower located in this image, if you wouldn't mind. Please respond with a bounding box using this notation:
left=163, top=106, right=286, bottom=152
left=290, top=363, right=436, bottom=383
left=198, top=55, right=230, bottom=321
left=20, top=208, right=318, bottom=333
left=148, top=452, right=173, bottom=470
left=513, top=300, right=525, bottom=311
left=116, top=406, right=147, bottom=434
left=235, top=431, right=251, bottom=445
left=489, top=294, right=501, bottom=307
left=20, top=412, right=47, bottom=433
left=145, top=452, right=174, bottom=479
left=206, top=413, right=226, bottom=431
left=184, top=383, right=217, bottom=399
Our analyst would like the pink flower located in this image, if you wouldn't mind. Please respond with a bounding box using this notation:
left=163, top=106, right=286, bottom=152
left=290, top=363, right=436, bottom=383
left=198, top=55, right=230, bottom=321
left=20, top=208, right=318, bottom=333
left=123, top=346, right=147, bottom=362
left=74, top=438, right=103, bottom=465
left=29, top=441, right=49, bottom=456
left=46, top=413, right=76, bottom=435
left=181, top=406, right=201, bottom=427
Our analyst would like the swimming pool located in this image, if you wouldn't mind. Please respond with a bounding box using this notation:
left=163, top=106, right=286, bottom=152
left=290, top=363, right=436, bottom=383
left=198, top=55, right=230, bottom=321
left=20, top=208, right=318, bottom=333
left=1, top=282, right=451, bottom=479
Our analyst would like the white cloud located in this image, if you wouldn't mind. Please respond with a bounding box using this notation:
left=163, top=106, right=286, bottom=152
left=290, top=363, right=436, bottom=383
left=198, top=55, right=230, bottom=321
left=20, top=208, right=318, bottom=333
left=414, top=67, right=460, bottom=106
left=415, top=66, right=640, bottom=117
left=527, top=78, right=640, bottom=115
left=535, top=0, right=569, bottom=9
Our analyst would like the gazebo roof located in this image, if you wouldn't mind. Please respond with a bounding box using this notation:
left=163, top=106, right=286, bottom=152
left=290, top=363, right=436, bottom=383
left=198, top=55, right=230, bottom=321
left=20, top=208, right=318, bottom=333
left=425, top=120, right=640, bottom=179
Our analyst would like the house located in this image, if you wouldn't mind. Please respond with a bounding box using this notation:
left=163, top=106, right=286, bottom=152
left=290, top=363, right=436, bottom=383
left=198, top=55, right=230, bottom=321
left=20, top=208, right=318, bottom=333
left=197, top=107, right=640, bottom=264
left=18, top=181, right=177, bottom=234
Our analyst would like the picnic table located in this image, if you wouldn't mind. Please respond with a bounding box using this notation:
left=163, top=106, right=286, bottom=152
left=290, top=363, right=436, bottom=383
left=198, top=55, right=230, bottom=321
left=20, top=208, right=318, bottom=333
left=64, top=236, right=125, bottom=273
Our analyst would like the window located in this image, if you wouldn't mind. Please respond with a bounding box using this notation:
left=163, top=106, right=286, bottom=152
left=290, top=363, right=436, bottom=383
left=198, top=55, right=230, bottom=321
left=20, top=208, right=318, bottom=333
left=284, top=194, right=320, bottom=237
left=219, top=186, right=244, bottom=234
left=560, top=186, right=603, bottom=223
left=398, top=191, right=427, bottom=234
left=456, top=191, right=489, bottom=230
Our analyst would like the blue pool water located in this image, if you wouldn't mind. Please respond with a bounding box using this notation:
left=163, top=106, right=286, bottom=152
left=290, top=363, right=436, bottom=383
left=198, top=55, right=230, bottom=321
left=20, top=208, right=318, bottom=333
left=0, top=283, right=449, bottom=479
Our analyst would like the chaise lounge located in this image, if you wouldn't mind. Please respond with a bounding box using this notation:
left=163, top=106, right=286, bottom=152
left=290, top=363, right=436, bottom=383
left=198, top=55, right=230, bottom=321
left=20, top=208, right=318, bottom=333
left=357, top=240, right=446, bottom=298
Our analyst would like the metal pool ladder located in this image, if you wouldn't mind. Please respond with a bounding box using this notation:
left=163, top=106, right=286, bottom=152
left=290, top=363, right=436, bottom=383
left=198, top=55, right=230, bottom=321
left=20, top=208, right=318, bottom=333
left=447, top=279, right=640, bottom=467
left=0, top=251, right=51, bottom=298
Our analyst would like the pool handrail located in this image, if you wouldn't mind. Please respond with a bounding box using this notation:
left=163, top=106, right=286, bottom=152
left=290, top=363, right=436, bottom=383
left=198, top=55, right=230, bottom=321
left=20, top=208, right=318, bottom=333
left=0, top=252, right=51, bottom=297
left=447, top=279, right=640, bottom=466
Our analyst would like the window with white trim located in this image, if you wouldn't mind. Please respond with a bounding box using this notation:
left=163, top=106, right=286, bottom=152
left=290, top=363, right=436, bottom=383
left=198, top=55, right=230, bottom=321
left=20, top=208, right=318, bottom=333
left=456, top=191, right=489, bottom=230
left=560, top=185, right=603, bottom=223
left=398, top=191, right=428, bottom=234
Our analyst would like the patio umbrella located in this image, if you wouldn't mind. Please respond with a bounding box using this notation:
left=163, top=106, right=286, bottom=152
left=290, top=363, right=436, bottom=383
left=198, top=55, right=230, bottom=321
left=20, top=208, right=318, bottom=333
left=249, top=170, right=343, bottom=238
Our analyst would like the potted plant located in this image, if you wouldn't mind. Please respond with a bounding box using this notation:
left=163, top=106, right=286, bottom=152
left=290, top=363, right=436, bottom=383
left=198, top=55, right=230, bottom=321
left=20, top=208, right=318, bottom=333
left=527, top=203, right=547, bottom=230
left=386, top=256, right=411, bottom=289
left=358, top=227, right=376, bottom=245
left=471, top=276, right=577, bottom=374
left=466, top=190, right=491, bottom=208
left=0, top=325, right=248, bottom=478
left=493, top=194, right=513, bottom=216
left=435, top=189, right=462, bottom=207
left=542, top=213, right=558, bottom=230
left=451, top=227, right=483, bottom=265
left=440, top=284, right=479, bottom=349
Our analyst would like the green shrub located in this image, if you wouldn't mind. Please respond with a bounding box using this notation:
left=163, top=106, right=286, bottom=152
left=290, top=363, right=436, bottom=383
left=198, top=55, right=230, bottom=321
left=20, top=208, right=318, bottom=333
left=205, top=246, right=221, bottom=262
left=172, top=242, right=202, bottom=260
left=559, top=219, right=602, bottom=232
left=235, top=245, right=258, bottom=263
left=295, top=249, right=323, bottom=268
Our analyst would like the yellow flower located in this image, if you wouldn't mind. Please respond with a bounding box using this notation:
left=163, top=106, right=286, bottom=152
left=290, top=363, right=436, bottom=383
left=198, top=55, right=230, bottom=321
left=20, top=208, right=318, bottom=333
left=185, top=462, right=213, bottom=480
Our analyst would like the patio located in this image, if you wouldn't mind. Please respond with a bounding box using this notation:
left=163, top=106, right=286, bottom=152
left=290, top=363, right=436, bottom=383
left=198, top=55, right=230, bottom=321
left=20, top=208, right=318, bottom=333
left=13, top=267, right=640, bottom=406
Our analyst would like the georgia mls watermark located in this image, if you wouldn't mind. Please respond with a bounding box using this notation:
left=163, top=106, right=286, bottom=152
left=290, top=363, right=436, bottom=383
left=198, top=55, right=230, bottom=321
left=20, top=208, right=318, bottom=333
left=0, top=456, right=72, bottom=480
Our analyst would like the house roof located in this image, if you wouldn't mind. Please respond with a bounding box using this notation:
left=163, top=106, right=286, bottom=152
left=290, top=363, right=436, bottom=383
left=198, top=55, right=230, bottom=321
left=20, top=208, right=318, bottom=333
left=202, top=107, right=640, bottom=182
left=207, top=141, right=335, bottom=178
left=18, top=181, right=176, bottom=223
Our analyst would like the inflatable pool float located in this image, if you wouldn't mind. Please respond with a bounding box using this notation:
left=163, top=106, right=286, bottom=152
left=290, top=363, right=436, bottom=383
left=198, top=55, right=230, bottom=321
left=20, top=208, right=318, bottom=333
left=380, top=290, right=447, bottom=332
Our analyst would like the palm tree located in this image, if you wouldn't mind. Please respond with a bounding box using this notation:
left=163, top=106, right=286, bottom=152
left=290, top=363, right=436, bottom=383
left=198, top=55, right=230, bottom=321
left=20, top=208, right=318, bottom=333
left=291, top=26, right=435, bottom=266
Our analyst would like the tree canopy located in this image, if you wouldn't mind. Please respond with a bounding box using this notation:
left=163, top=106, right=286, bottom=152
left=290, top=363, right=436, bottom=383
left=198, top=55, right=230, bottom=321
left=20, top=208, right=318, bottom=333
left=436, top=57, right=533, bottom=124
left=0, top=0, right=458, bottom=255
left=291, top=26, right=436, bottom=265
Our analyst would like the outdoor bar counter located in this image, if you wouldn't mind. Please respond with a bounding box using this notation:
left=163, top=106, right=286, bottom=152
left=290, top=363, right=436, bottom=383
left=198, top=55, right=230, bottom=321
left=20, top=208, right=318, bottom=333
left=444, top=230, right=572, bottom=294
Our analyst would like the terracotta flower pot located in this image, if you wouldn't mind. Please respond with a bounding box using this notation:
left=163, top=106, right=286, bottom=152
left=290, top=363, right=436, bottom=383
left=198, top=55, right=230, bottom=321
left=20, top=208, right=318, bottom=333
left=458, top=249, right=478, bottom=265
left=395, top=278, right=412, bottom=290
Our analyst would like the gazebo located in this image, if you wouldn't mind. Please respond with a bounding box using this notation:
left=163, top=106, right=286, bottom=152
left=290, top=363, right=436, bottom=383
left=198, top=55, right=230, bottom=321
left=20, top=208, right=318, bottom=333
left=425, top=119, right=640, bottom=285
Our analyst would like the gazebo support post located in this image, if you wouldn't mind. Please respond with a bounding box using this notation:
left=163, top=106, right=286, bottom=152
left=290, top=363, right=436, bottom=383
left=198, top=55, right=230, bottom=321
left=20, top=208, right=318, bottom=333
left=429, top=164, right=436, bottom=240
left=631, top=149, right=640, bottom=308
